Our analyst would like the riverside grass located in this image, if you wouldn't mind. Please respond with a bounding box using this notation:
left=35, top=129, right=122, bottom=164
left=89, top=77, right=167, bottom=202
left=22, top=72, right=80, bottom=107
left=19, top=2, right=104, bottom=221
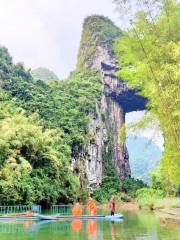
left=137, top=196, right=180, bottom=210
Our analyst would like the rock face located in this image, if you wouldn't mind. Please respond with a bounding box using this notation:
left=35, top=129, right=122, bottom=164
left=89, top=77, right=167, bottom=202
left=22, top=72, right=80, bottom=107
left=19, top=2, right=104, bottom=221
left=76, top=15, right=146, bottom=189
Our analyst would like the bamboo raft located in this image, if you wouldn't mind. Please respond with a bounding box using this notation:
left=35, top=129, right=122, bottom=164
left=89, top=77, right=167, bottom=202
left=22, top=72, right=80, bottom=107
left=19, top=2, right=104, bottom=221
left=0, top=216, right=39, bottom=221
left=0, top=213, right=123, bottom=221
left=39, top=213, right=123, bottom=221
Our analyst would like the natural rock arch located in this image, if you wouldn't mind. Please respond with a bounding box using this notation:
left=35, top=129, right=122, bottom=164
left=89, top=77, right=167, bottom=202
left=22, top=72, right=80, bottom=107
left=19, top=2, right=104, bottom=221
left=75, top=15, right=147, bottom=189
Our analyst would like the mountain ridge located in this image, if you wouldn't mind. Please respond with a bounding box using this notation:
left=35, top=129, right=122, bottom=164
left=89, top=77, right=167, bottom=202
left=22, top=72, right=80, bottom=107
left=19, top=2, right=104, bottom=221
left=31, top=67, right=59, bottom=81
left=127, top=136, right=162, bottom=184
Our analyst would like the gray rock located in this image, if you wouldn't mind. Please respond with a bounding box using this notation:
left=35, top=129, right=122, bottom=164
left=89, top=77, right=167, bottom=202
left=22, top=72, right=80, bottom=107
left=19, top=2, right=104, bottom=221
left=73, top=16, right=146, bottom=189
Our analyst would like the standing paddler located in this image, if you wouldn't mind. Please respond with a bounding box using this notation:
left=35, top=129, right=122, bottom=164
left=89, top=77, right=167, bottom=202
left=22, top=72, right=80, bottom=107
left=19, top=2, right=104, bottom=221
left=109, top=195, right=116, bottom=216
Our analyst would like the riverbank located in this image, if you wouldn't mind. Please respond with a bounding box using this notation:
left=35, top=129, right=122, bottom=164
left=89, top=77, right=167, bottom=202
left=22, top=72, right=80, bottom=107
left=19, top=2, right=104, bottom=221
left=120, top=201, right=139, bottom=212
left=118, top=198, right=180, bottom=225
left=156, top=208, right=180, bottom=225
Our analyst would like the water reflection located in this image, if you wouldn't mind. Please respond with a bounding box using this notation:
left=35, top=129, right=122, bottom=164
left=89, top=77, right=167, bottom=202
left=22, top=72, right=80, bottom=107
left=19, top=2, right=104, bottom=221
left=110, top=222, right=116, bottom=240
left=72, top=220, right=82, bottom=232
left=87, top=220, right=97, bottom=239
left=0, top=212, right=179, bottom=240
left=71, top=220, right=98, bottom=239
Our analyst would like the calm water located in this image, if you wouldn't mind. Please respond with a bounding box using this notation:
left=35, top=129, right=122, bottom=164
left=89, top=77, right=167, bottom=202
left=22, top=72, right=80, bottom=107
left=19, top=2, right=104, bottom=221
left=0, top=211, right=179, bottom=240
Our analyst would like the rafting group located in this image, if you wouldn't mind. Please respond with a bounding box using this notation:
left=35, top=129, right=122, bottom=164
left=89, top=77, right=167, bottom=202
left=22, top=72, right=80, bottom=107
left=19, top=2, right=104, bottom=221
left=72, top=195, right=116, bottom=216
left=0, top=195, right=123, bottom=221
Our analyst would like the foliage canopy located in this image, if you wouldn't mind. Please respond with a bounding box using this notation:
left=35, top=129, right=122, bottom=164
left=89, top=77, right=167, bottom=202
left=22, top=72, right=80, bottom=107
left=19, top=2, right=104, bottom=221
left=0, top=45, right=103, bottom=205
left=115, top=0, right=180, bottom=192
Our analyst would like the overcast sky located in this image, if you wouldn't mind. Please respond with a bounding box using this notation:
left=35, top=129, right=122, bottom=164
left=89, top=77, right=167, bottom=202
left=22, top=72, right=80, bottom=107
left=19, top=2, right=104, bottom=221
left=0, top=0, right=122, bottom=79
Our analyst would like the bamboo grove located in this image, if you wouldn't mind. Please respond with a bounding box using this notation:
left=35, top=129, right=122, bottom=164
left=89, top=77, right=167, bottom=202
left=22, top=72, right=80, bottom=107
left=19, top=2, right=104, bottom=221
left=115, top=0, right=180, bottom=194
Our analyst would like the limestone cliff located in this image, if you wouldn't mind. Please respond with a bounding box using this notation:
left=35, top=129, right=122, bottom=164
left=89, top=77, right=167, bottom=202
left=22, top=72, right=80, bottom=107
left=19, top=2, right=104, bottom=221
left=76, top=15, right=147, bottom=189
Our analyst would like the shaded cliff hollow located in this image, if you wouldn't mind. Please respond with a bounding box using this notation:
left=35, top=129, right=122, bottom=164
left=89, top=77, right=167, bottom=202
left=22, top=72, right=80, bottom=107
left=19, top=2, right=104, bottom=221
left=75, top=15, right=147, bottom=188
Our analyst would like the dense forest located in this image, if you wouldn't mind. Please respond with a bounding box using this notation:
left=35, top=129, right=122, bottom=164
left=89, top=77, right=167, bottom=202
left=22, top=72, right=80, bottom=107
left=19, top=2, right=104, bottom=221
left=0, top=46, right=103, bottom=205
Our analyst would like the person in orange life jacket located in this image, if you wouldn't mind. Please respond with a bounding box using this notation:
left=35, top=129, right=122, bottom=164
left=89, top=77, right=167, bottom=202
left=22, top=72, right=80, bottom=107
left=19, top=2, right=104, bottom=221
left=87, top=197, right=97, bottom=216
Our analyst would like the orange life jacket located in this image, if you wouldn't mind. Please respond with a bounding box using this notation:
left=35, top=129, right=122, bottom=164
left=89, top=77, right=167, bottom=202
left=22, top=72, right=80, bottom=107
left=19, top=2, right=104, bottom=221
left=72, top=204, right=83, bottom=216
left=87, top=199, right=97, bottom=215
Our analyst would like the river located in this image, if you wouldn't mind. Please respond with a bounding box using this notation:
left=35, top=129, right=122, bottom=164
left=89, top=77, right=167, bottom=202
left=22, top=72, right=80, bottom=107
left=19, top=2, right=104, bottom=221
left=0, top=211, right=179, bottom=240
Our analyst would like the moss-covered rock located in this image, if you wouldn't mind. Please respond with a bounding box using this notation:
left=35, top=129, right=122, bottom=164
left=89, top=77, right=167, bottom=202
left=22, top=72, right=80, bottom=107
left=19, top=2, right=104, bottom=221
left=77, top=15, right=122, bottom=70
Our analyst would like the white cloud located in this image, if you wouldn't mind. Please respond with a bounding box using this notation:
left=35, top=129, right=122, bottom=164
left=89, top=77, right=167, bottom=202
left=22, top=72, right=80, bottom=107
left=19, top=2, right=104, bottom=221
left=0, top=0, right=121, bottom=78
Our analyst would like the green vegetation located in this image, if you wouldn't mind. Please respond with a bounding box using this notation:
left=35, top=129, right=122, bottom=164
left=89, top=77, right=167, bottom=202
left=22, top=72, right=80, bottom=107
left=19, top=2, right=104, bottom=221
left=94, top=141, right=147, bottom=202
left=136, top=188, right=165, bottom=209
left=94, top=144, right=120, bottom=202
left=0, top=91, right=80, bottom=205
left=31, top=67, right=59, bottom=81
left=115, top=0, right=180, bottom=194
left=136, top=167, right=180, bottom=209
left=121, top=177, right=147, bottom=198
left=153, top=198, right=180, bottom=209
left=94, top=174, right=147, bottom=203
left=3, top=70, right=102, bottom=155
left=136, top=187, right=180, bottom=210
left=0, top=46, right=103, bottom=205
left=77, top=15, right=122, bottom=69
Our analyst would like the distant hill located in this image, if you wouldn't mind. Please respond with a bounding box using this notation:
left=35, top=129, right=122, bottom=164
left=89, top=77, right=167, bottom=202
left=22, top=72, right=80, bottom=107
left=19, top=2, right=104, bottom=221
left=31, top=67, right=59, bottom=81
left=127, top=136, right=162, bottom=184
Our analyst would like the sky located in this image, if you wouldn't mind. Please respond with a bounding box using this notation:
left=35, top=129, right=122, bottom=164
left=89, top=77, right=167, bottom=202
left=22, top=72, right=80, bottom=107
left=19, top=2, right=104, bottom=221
left=0, top=0, right=122, bottom=79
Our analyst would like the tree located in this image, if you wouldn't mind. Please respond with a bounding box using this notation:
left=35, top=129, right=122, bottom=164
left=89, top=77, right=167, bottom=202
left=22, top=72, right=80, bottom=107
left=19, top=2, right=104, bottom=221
left=0, top=94, right=80, bottom=205
left=115, top=0, right=180, bottom=193
left=0, top=44, right=103, bottom=204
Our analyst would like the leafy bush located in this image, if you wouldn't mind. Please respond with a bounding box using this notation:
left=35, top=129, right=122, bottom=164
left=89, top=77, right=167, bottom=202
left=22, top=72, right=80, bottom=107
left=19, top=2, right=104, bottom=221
left=94, top=168, right=120, bottom=203
left=136, top=188, right=165, bottom=209
left=120, top=194, right=131, bottom=202
left=0, top=91, right=80, bottom=205
left=121, top=177, right=147, bottom=198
